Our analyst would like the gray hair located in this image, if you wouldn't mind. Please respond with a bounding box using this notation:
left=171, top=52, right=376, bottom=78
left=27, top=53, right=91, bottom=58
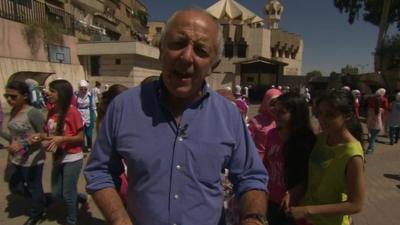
left=159, top=8, right=224, bottom=65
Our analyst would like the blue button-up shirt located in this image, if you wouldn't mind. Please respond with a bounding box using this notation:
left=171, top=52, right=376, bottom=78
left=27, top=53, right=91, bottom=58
left=84, top=81, right=268, bottom=225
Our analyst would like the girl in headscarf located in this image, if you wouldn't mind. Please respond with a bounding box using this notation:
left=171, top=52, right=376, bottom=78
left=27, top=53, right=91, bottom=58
left=248, top=88, right=282, bottom=158
left=25, top=78, right=44, bottom=109
left=75, top=80, right=96, bottom=151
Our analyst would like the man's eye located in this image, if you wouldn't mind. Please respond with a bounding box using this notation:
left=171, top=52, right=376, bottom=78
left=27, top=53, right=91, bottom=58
left=194, top=46, right=209, bottom=58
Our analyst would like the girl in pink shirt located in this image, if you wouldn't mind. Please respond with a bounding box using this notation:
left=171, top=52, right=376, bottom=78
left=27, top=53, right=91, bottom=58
left=264, top=92, right=316, bottom=225
left=248, top=88, right=282, bottom=159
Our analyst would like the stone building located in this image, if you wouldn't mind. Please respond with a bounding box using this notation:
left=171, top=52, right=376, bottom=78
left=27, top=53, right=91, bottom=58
left=205, top=0, right=304, bottom=99
left=145, top=0, right=304, bottom=100
left=0, top=0, right=153, bottom=110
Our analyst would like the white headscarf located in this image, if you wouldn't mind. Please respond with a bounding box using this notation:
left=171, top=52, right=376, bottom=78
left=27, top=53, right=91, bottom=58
left=78, top=80, right=89, bottom=88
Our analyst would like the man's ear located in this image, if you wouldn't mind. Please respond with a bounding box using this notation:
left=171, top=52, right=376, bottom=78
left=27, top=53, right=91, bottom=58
left=158, top=46, right=163, bottom=61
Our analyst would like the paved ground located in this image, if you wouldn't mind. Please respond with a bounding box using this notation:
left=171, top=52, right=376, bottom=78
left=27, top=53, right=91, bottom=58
left=0, top=105, right=399, bottom=225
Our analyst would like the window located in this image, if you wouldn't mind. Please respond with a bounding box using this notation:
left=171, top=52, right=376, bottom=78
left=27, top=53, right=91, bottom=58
left=222, top=24, right=229, bottom=40
left=156, top=27, right=162, bottom=33
left=115, top=58, right=121, bottom=65
left=237, top=38, right=247, bottom=58
left=90, top=56, right=101, bottom=76
left=234, top=25, right=243, bottom=42
left=278, top=50, right=283, bottom=57
left=271, top=48, right=276, bottom=57
left=284, top=50, right=290, bottom=58
left=224, top=38, right=234, bottom=58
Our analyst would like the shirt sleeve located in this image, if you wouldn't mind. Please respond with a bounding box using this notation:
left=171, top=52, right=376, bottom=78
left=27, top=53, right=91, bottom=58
left=84, top=100, right=124, bottom=193
left=28, top=108, right=45, bottom=133
left=228, top=112, right=269, bottom=196
left=65, top=108, right=84, bottom=136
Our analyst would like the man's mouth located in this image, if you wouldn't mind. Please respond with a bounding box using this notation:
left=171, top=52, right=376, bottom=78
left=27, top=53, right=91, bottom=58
left=174, top=69, right=192, bottom=79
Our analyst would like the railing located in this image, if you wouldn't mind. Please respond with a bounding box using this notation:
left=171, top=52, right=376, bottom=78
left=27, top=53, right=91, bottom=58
left=0, top=0, right=74, bottom=35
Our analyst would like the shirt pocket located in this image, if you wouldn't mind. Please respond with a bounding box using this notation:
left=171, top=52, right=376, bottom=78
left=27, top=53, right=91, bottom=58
left=185, top=140, right=232, bottom=184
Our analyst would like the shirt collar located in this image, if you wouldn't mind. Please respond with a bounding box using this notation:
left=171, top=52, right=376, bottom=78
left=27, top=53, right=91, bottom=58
left=156, top=75, right=211, bottom=107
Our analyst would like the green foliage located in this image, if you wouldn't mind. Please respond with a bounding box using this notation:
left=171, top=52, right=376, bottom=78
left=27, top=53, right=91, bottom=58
left=306, top=70, right=323, bottom=77
left=23, top=22, right=64, bottom=48
left=334, top=0, right=400, bottom=29
left=41, top=22, right=64, bottom=44
left=382, top=34, right=400, bottom=53
left=381, top=34, right=400, bottom=68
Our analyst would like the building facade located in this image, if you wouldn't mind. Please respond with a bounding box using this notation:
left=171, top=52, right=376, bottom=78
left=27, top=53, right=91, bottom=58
left=205, top=0, right=304, bottom=98
left=0, top=0, right=153, bottom=107
left=0, top=0, right=86, bottom=110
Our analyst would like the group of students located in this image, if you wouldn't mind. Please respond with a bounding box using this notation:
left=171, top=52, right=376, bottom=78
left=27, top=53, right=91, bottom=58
left=2, top=77, right=371, bottom=225
left=365, top=88, right=400, bottom=153
left=220, top=87, right=365, bottom=225
left=1, top=79, right=127, bottom=225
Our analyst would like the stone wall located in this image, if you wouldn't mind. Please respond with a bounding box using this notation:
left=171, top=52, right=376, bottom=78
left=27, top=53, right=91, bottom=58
left=0, top=57, right=85, bottom=111
left=0, top=18, right=80, bottom=64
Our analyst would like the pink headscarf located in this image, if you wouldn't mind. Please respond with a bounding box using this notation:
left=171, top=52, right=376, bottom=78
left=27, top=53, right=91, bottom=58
left=258, top=88, right=282, bottom=115
left=248, top=88, right=282, bottom=159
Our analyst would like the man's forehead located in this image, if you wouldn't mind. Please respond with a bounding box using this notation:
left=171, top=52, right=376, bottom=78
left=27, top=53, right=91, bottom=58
left=168, top=12, right=217, bottom=41
left=171, top=11, right=217, bottom=31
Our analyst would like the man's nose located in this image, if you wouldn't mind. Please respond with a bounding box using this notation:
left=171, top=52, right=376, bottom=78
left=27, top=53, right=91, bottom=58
left=179, top=44, right=194, bottom=64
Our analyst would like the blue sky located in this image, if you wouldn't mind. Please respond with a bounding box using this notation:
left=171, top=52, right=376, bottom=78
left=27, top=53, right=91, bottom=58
left=141, top=0, right=381, bottom=76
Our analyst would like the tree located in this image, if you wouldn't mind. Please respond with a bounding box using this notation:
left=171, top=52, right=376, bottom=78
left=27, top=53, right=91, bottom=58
left=305, top=70, right=323, bottom=83
left=380, top=34, right=400, bottom=69
left=306, top=70, right=323, bottom=77
left=334, top=0, right=400, bottom=28
left=333, top=0, right=399, bottom=91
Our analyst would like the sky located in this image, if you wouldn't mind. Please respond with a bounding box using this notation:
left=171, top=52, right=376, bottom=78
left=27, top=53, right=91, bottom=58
left=141, top=0, right=382, bottom=76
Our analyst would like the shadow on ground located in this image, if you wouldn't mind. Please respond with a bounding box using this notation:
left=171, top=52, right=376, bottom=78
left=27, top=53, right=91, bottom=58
left=5, top=194, right=31, bottom=218
left=5, top=194, right=106, bottom=225
left=383, top=174, right=400, bottom=181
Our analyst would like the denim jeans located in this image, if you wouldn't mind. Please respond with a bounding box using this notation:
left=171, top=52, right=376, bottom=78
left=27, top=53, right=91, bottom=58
left=51, top=159, right=87, bottom=225
left=84, top=124, right=93, bottom=149
left=389, top=126, right=400, bottom=144
left=8, top=163, right=45, bottom=218
left=367, top=129, right=380, bottom=152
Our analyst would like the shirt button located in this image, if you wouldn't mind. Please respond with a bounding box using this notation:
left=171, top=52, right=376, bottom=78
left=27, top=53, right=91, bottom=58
left=174, top=194, right=179, bottom=199
left=178, top=137, right=183, bottom=142
left=176, top=165, right=181, bottom=170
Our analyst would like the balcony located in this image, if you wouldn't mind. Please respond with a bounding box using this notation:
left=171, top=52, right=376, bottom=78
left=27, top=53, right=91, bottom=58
left=94, top=10, right=118, bottom=25
left=71, top=0, right=104, bottom=13
left=77, top=41, right=159, bottom=59
left=0, top=0, right=74, bottom=35
left=75, top=19, right=106, bottom=35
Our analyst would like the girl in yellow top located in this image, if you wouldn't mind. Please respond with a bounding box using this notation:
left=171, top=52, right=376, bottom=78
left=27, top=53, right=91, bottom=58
left=282, top=89, right=365, bottom=225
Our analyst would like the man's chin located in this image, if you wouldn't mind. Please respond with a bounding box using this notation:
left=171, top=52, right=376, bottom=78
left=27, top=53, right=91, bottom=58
left=171, top=90, right=193, bottom=99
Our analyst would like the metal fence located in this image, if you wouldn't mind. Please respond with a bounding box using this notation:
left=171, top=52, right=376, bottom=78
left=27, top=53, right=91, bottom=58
left=0, top=0, right=74, bottom=35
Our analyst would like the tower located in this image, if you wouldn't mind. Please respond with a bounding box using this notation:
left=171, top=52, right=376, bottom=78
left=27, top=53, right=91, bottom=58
left=264, top=0, right=283, bottom=29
